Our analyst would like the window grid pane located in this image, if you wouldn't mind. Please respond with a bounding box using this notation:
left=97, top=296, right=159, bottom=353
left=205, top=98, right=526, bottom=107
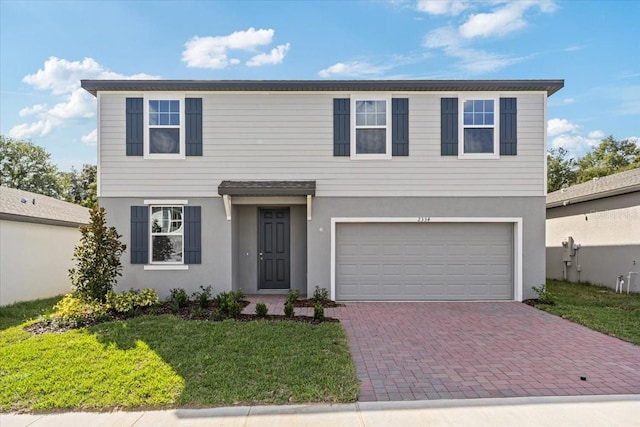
left=463, top=99, right=494, bottom=125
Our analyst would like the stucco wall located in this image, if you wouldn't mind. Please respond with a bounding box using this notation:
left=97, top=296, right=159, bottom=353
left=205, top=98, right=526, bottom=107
left=546, top=193, right=640, bottom=290
left=100, top=196, right=544, bottom=301
left=0, top=220, right=80, bottom=305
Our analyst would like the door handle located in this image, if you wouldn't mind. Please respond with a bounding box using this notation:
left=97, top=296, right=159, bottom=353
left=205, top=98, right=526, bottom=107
left=259, top=252, right=263, bottom=261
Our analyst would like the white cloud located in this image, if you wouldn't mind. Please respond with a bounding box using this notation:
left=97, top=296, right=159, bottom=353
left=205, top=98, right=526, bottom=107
left=11, top=56, right=159, bottom=140
left=22, top=56, right=157, bottom=95
left=18, top=104, right=46, bottom=117
left=416, top=0, right=468, bottom=16
left=247, top=43, right=290, bottom=67
left=182, top=28, right=290, bottom=69
left=9, top=120, right=53, bottom=139
left=318, top=61, right=394, bottom=78
left=588, top=130, right=605, bottom=139
left=422, top=2, right=557, bottom=74
left=81, top=129, right=97, bottom=145
left=550, top=134, right=600, bottom=152
left=547, top=118, right=579, bottom=136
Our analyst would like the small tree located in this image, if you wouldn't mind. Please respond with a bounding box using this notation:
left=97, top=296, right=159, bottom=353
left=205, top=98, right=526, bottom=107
left=69, top=206, right=126, bottom=302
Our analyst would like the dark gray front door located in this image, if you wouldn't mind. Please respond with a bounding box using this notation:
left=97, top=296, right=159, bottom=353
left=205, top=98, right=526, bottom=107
left=258, top=208, right=290, bottom=289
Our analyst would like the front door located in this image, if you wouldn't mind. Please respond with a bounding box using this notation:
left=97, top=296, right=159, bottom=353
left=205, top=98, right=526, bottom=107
left=258, top=208, right=290, bottom=289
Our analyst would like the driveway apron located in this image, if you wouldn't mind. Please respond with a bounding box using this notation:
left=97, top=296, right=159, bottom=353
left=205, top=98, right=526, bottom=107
left=334, top=302, right=640, bottom=402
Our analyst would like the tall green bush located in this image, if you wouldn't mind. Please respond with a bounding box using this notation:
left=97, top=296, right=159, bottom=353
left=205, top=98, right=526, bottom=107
left=68, top=206, right=126, bottom=303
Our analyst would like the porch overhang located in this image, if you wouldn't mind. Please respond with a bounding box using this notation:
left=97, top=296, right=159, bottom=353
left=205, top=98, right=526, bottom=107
left=218, top=181, right=316, bottom=221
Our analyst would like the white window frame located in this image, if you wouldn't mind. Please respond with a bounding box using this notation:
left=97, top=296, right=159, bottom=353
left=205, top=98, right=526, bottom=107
left=143, top=93, right=186, bottom=159
left=350, top=94, right=392, bottom=160
left=458, top=94, right=499, bottom=160
left=149, top=205, right=185, bottom=265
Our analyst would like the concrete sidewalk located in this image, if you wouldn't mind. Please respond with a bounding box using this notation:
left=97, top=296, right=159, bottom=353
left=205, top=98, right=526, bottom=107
left=2, top=395, right=638, bottom=427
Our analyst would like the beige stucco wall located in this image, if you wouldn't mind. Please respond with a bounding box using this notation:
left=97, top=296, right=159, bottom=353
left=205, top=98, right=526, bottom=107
left=0, top=220, right=80, bottom=305
left=546, top=193, right=640, bottom=290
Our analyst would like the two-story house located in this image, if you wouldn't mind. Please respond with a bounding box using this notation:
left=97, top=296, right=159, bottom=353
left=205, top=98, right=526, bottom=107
left=81, top=79, right=563, bottom=301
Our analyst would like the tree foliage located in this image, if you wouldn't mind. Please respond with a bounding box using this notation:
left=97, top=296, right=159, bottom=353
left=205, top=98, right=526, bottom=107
left=0, top=135, right=63, bottom=197
left=59, top=164, right=98, bottom=208
left=548, top=136, right=640, bottom=192
left=575, top=136, right=640, bottom=183
left=547, top=147, right=577, bottom=193
left=69, top=206, right=126, bottom=303
left=1, top=135, right=97, bottom=207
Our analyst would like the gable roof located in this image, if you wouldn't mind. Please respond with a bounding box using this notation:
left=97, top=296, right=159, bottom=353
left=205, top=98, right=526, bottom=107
left=547, top=167, right=640, bottom=208
left=0, top=186, right=89, bottom=227
left=81, top=79, right=564, bottom=97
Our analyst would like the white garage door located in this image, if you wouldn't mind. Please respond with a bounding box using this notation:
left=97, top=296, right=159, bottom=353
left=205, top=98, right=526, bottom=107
left=336, top=222, right=513, bottom=301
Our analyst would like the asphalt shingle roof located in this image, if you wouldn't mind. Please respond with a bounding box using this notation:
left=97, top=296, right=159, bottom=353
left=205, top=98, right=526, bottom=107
left=0, top=186, right=89, bottom=226
left=547, top=167, right=640, bottom=207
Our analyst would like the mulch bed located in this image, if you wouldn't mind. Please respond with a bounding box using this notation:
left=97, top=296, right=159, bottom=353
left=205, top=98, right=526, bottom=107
left=24, top=300, right=338, bottom=335
left=523, top=299, right=556, bottom=307
left=293, top=299, right=345, bottom=308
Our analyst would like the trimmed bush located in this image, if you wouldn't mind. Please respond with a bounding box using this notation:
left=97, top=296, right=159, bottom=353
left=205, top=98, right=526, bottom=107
left=255, top=302, right=268, bottom=317
left=313, top=302, right=324, bottom=321
left=284, top=302, right=295, bottom=318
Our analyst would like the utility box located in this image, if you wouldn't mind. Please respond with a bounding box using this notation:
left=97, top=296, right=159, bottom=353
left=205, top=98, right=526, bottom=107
left=562, top=236, right=575, bottom=261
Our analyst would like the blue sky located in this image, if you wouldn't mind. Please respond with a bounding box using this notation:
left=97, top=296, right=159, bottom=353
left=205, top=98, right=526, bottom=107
left=1, top=0, right=638, bottom=171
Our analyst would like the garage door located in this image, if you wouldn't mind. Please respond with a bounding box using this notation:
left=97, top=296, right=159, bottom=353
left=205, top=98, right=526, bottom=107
left=336, top=222, right=513, bottom=301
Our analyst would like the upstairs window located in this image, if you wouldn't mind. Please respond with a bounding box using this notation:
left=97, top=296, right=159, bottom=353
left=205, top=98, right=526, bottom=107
left=149, top=100, right=180, bottom=154
left=460, top=98, right=498, bottom=157
left=150, top=206, right=183, bottom=263
left=351, top=96, right=391, bottom=159
left=143, top=95, right=185, bottom=158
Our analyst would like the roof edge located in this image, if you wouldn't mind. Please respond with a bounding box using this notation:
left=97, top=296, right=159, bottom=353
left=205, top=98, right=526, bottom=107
left=547, top=183, right=640, bottom=208
left=81, top=79, right=564, bottom=97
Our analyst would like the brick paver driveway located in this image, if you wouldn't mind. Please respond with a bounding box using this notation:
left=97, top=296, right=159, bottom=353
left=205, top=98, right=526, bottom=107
left=245, top=297, right=640, bottom=402
left=335, top=302, right=640, bottom=401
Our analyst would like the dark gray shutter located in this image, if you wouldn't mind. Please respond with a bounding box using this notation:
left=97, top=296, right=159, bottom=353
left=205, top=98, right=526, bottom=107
left=500, top=98, right=517, bottom=155
left=184, top=206, right=201, bottom=264
left=185, top=98, right=203, bottom=156
left=333, top=98, right=350, bottom=156
left=126, top=98, right=143, bottom=156
left=130, top=206, right=148, bottom=264
left=392, top=98, right=409, bottom=156
left=441, top=98, right=458, bottom=156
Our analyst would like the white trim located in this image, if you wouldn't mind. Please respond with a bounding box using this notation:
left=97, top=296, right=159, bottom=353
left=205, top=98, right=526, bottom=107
left=232, top=196, right=307, bottom=205
left=543, top=92, right=548, bottom=196
left=307, top=195, right=312, bottom=221
left=330, top=217, right=524, bottom=302
left=96, top=92, right=101, bottom=198
left=458, top=95, right=500, bottom=160
left=144, top=199, right=188, bottom=205
left=143, top=93, right=186, bottom=160
left=223, top=194, right=232, bottom=220
left=144, top=265, right=189, bottom=271
left=350, top=94, right=392, bottom=160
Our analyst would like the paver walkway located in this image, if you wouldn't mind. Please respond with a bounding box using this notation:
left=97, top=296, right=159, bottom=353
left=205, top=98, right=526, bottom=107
left=244, top=296, right=640, bottom=402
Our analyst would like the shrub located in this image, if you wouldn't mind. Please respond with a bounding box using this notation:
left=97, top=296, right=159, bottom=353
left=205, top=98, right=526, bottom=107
left=106, top=288, right=159, bottom=315
left=214, top=290, right=245, bottom=318
left=168, top=288, right=189, bottom=312
left=255, top=302, right=268, bottom=317
left=192, top=285, right=213, bottom=309
left=313, top=286, right=330, bottom=305
left=69, top=207, right=126, bottom=303
left=532, top=284, right=556, bottom=305
left=284, top=302, right=295, bottom=318
left=54, top=293, right=108, bottom=326
left=313, top=302, right=324, bottom=321
left=285, top=289, right=300, bottom=305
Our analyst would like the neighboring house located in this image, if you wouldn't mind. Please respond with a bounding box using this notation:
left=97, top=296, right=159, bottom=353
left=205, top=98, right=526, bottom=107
left=0, top=186, right=89, bottom=305
left=81, top=79, right=563, bottom=301
left=546, top=168, right=640, bottom=291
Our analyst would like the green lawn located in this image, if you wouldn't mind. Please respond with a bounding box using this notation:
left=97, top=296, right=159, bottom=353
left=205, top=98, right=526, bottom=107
left=0, top=296, right=62, bottom=330
left=539, top=279, right=640, bottom=345
left=0, top=299, right=358, bottom=412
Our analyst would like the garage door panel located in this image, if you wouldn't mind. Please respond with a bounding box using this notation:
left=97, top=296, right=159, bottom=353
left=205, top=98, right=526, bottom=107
left=336, top=223, right=513, bottom=301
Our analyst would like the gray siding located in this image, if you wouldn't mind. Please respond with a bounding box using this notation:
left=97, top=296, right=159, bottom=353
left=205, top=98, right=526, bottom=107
left=98, top=92, right=546, bottom=198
